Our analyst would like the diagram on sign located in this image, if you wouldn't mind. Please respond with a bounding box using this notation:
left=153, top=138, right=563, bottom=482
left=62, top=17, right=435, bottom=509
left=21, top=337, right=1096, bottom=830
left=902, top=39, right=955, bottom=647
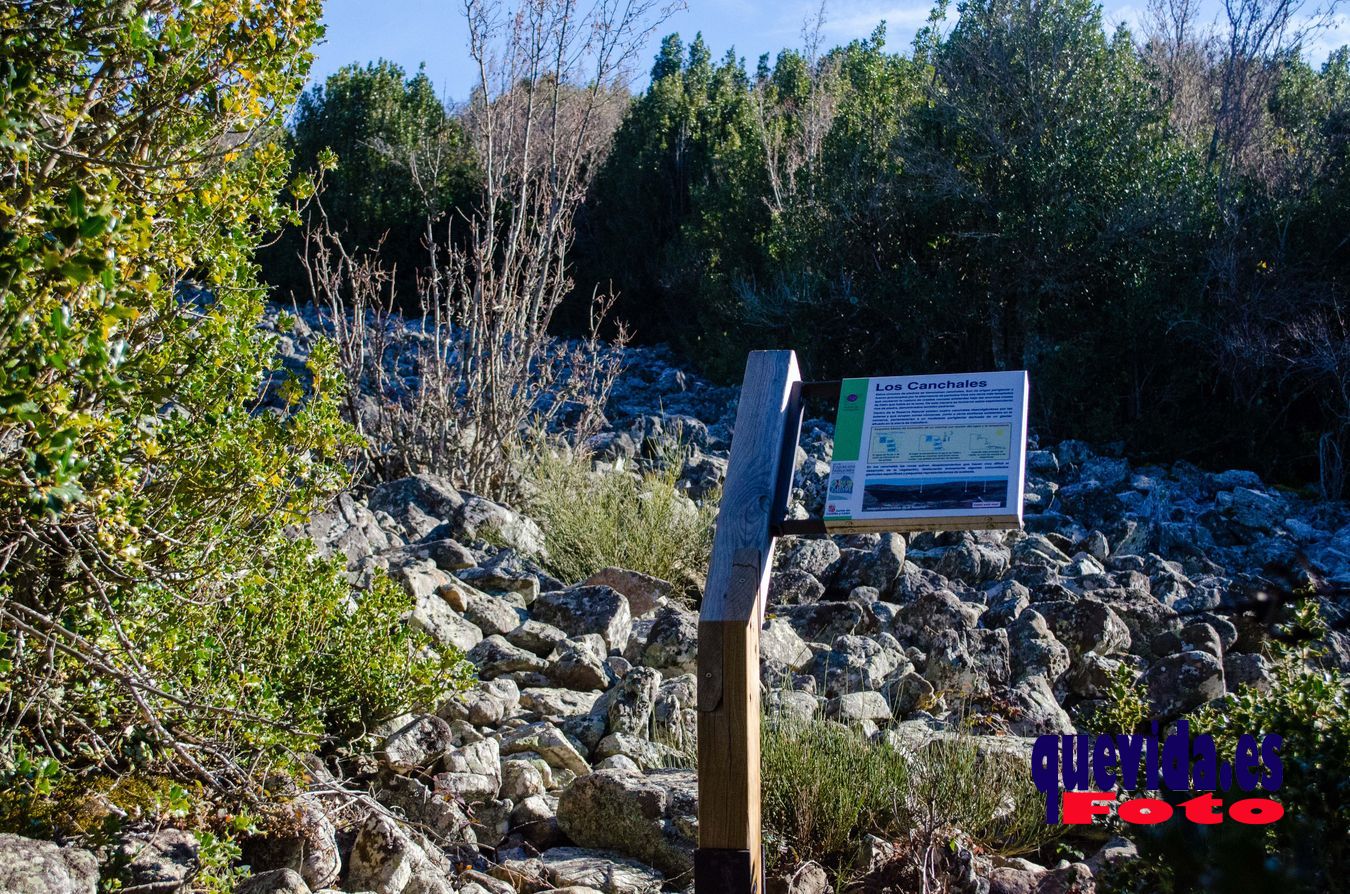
left=869, top=424, right=1011, bottom=464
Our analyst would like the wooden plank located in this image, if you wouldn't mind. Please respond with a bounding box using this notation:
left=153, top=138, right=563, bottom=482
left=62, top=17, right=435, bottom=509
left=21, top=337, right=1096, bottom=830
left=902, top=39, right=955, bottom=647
left=696, top=350, right=801, bottom=894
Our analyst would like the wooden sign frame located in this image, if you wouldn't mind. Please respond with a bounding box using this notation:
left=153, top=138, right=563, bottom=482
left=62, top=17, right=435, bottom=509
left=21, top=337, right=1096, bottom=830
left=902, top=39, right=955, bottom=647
left=695, top=350, right=802, bottom=894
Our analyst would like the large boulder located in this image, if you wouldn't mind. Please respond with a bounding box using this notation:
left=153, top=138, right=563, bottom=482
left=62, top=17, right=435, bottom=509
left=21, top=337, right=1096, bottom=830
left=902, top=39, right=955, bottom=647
left=241, top=796, right=340, bottom=890
left=1007, top=609, right=1070, bottom=683
left=581, top=568, right=673, bottom=616
left=556, top=768, right=697, bottom=878
left=1145, top=650, right=1226, bottom=717
left=466, top=635, right=549, bottom=679
left=234, top=869, right=310, bottom=894
left=501, top=721, right=592, bottom=777
left=119, top=828, right=198, bottom=894
left=409, top=594, right=483, bottom=653
left=347, top=813, right=454, bottom=894
left=382, top=715, right=457, bottom=774
left=533, top=586, right=633, bottom=652
left=369, top=475, right=466, bottom=540
left=457, top=493, right=548, bottom=558
left=547, top=636, right=615, bottom=692
left=639, top=605, right=699, bottom=677
left=538, top=847, right=664, bottom=894
left=0, top=834, right=98, bottom=894
left=1036, top=599, right=1130, bottom=658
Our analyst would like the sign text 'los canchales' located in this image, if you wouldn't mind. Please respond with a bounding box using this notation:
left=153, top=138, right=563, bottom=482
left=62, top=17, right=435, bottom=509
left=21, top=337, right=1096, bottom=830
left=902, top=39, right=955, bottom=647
left=823, top=371, right=1029, bottom=533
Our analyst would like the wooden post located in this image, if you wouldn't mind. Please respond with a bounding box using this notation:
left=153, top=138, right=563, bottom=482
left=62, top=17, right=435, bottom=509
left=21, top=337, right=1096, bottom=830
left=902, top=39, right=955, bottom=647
left=696, top=350, right=801, bottom=894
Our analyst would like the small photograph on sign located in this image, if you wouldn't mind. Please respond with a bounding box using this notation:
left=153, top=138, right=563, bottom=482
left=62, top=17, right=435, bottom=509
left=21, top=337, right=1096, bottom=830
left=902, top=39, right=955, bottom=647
left=824, top=371, right=1029, bottom=533
left=862, top=476, right=1010, bottom=511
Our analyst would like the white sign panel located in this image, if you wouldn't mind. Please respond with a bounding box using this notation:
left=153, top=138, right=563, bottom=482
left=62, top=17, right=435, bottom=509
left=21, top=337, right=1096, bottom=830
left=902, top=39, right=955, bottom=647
left=823, top=371, right=1029, bottom=533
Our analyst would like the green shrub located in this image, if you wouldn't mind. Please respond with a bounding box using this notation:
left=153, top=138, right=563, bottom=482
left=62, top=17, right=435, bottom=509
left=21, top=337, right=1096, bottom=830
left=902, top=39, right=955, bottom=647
left=762, top=717, right=906, bottom=873
left=761, top=716, right=1058, bottom=880
left=1086, top=661, right=1148, bottom=735
left=1186, top=600, right=1350, bottom=892
left=0, top=0, right=469, bottom=790
left=523, top=445, right=717, bottom=593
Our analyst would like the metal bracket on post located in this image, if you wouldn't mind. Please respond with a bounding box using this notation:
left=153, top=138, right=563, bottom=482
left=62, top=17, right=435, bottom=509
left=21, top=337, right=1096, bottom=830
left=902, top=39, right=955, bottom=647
left=694, top=848, right=760, bottom=894
left=769, top=380, right=841, bottom=538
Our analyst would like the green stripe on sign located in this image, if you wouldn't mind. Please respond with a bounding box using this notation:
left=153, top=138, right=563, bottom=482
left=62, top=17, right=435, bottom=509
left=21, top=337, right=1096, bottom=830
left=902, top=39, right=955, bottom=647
left=832, top=377, right=870, bottom=462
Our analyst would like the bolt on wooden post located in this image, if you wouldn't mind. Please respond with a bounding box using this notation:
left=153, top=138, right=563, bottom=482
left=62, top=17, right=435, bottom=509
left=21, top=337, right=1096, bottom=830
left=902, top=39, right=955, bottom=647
left=696, top=350, right=801, bottom=894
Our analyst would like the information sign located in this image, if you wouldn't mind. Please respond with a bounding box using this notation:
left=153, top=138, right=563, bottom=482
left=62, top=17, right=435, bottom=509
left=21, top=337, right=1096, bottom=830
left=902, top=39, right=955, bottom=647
left=823, top=371, right=1029, bottom=532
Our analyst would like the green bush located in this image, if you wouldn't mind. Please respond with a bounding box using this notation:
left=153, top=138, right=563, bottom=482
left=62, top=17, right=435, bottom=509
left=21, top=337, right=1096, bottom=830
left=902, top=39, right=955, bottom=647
left=1187, top=601, right=1350, bottom=892
left=523, top=445, right=717, bottom=593
left=761, top=716, right=1059, bottom=880
left=0, top=0, right=469, bottom=790
left=762, top=716, right=907, bottom=872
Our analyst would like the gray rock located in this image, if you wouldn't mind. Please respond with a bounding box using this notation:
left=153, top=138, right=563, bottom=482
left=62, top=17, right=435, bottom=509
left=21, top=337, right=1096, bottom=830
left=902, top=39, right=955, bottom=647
left=501, top=760, right=548, bottom=801
left=652, top=674, right=698, bottom=751
left=472, top=798, right=515, bottom=848
left=347, top=813, right=454, bottom=894
left=1065, top=653, right=1125, bottom=699
left=983, top=582, right=1030, bottom=628
left=639, top=605, right=699, bottom=676
left=438, top=679, right=520, bottom=727
left=1145, top=650, right=1226, bottom=717
left=456, top=549, right=554, bottom=600
left=370, top=475, right=466, bottom=539
left=831, top=533, right=906, bottom=596
left=1036, top=599, right=1130, bottom=658
left=460, top=587, right=524, bottom=637
left=760, top=618, right=813, bottom=673
left=520, top=687, right=602, bottom=718
left=537, top=847, right=664, bottom=894
left=1008, top=609, right=1070, bottom=683
left=376, top=775, right=476, bottom=843
left=768, top=861, right=832, bottom=894
left=594, top=732, right=688, bottom=770
left=880, top=671, right=935, bottom=717
left=825, top=691, right=893, bottom=724
left=548, top=638, right=615, bottom=692
left=511, top=794, right=566, bottom=849
left=458, top=493, right=548, bottom=557
left=437, top=739, right=502, bottom=801
left=581, top=568, right=673, bottom=616
left=0, top=834, right=99, bottom=894
left=935, top=538, right=1010, bottom=585
left=501, top=722, right=592, bottom=776
left=293, top=492, right=397, bottom=572
left=765, top=689, right=822, bottom=723
left=234, top=869, right=310, bottom=894
left=383, top=715, right=457, bottom=774
left=118, top=829, right=199, bottom=894
left=1229, top=487, right=1283, bottom=532
left=769, top=568, right=827, bottom=605
left=467, top=635, right=549, bottom=679
left=409, top=594, right=483, bottom=652
left=507, top=619, right=570, bottom=656
left=775, top=602, right=869, bottom=642
left=556, top=769, right=697, bottom=878
left=601, top=666, right=662, bottom=736
left=1224, top=652, right=1274, bottom=693
left=810, top=635, right=902, bottom=695
left=777, top=537, right=841, bottom=579
left=533, top=586, right=633, bottom=652
left=1003, top=675, right=1075, bottom=735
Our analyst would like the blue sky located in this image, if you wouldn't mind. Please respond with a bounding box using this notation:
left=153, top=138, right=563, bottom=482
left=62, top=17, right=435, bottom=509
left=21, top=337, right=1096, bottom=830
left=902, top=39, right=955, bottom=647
left=311, top=0, right=1349, bottom=103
